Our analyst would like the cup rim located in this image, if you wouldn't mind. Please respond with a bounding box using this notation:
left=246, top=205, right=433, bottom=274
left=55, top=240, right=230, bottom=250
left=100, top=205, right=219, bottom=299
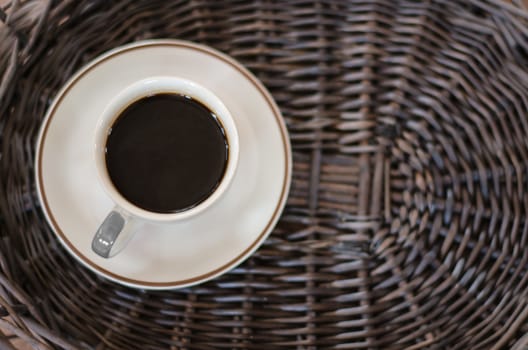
left=94, top=76, right=239, bottom=221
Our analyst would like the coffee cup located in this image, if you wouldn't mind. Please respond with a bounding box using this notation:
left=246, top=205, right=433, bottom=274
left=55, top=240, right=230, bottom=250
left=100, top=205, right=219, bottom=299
left=92, top=76, right=239, bottom=258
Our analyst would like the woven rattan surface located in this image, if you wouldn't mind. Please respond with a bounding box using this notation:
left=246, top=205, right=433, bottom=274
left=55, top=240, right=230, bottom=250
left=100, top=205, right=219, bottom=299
left=2, top=0, right=528, bottom=349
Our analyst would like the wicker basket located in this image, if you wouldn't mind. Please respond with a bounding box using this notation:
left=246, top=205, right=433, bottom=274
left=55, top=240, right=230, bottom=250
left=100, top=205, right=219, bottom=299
left=1, top=0, right=528, bottom=349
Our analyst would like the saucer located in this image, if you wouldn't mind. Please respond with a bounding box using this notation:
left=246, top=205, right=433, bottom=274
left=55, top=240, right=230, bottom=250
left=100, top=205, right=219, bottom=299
left=35, top=40, right=291, bottom=290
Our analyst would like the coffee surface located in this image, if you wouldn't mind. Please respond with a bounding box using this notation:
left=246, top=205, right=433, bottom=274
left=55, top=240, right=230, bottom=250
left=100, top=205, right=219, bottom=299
left=105, top=94, right=228, bottom=213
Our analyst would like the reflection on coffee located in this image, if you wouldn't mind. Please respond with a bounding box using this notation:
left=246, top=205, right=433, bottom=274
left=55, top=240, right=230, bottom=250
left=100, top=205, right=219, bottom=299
left=105, top=94, right=228, bottom=213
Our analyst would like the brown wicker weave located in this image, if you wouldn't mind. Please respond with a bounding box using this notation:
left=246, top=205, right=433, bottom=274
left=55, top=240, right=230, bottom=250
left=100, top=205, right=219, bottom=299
left=2, top=0, right=528, bottom=349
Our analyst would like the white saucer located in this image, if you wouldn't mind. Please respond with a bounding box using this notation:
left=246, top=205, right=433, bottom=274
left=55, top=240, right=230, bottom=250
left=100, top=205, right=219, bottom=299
left=35, top=40, right=291, bottom=290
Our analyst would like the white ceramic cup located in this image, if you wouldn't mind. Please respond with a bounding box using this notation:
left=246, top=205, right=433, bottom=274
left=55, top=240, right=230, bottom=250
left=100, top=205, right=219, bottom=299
left=92, top=76, right=239, bottom=258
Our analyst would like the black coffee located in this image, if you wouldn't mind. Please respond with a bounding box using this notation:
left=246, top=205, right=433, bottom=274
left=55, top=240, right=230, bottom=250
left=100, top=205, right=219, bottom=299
left=105, top=94, right=228, bottom=213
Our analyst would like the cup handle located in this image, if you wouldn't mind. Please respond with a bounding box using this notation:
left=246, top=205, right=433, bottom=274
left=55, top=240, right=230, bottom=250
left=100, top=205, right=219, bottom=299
left=92, top=207, right=137, bottom=258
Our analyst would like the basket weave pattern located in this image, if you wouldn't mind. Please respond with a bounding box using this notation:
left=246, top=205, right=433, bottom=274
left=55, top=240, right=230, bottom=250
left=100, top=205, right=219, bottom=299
left=1, top=0, right=528, bottom=349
